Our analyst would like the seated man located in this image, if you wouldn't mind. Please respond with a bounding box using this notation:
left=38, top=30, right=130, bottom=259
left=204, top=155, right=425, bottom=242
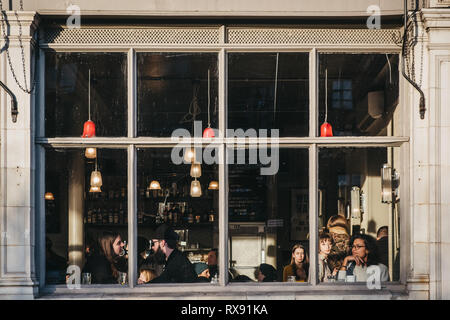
left=149, top=224, right=198, bottom=283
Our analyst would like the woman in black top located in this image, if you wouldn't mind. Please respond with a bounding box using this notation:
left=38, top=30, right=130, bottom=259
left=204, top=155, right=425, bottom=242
left=83, top=231, right=127, bottom=284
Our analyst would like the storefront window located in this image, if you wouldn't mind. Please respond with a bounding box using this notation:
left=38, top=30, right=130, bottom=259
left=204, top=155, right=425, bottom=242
left=45, top=53, right=128, bottom=137
left=228, top=148, right=309, bottom=283
left=228, top=53, right=309, bottom=137
left=318, top=54, right=399, bottom=136
left=318, top=147, right=400, bottom=283
left=41, top=45, right=403, bottom=290
left=45, top=148, right=128, bottom=285
left=136, top=148, right=219, bottom=284
left=137, top=53, right=218, bottom=137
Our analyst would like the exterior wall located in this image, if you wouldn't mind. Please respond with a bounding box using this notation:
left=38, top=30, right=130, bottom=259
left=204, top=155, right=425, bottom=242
left=422, top=9, right=450, bottom=300
left=19, top=0, right=404, bottom=17
left=0, top=12, right=40, bottom=299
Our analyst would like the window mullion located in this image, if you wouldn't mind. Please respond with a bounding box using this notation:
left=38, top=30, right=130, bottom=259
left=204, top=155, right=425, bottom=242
left=219, top=144, right=228, bottom=286
left=127, top=144, right=137, bottom=287
left=309, top=143, right=318, bottom=286
left=128, top=48, right=136, bottom=138
left=218, top=46, right=228, bottom=285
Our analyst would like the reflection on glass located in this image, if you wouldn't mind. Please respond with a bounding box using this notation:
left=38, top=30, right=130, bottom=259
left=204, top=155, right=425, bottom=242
left=136, top=148, right=219, bottom=284
left=228, top=148, right=309, bottom=283
left=228, top=53, right=309, bottom=136
left=318, top=148, right=400, bottom=283
left=45, top=148, right=128, bottom=285
left=137, top=53, right=218, bottom=137
left=45, top=53, right=128, bottom=137
left=318, top=54, right=399, bottom=136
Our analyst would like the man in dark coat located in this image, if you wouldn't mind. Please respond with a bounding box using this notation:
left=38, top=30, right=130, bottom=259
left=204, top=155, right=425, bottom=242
left=149, top=224, right=197, bottom=283
left=376, top=226, right=389, bottom=267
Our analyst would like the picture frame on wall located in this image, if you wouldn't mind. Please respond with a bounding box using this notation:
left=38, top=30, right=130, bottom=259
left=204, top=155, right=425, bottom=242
left=290, top=189, right=309, bottom=241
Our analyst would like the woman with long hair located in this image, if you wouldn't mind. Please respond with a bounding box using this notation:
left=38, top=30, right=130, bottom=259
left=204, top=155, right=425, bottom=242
left=283, top=244, right=309, bottom=282
left=83, top=231, right=128, bottom=284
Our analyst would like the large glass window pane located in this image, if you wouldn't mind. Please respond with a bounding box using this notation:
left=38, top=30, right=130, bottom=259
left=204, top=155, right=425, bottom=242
left=45, top=148, right=128, bottom=286
left=228, top=148, right=309, bottom=283
left=318, top=147, right=400, bottom=283
left=136, top=147, right=219, bottom=284
left=45, top=53, right=128, bottom=137
left=318, top=54, right=399, bottom=136
left=137, top=53, right=218, bottom=137
left=228, top=53, right=309, bottom=136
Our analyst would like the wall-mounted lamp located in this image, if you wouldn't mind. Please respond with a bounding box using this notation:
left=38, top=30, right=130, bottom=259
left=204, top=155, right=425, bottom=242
left=44, top=192, right=55, bottom=200
left=208, top=181, right=219, bottom=190
left=381, top=164, right=400, bottom=203
left=148, top=180, right=161, bottom=190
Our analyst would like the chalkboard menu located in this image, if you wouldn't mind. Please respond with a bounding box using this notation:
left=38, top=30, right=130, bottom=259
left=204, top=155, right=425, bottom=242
left=228, top=165, right=266, bottom=222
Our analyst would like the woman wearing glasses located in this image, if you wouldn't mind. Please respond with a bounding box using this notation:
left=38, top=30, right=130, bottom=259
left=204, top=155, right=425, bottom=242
left=339, top=234, right=389, bottom=282
left=83, top=231, right=128, bottom=284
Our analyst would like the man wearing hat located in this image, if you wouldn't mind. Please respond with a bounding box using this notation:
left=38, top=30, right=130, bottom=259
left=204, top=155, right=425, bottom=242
left=149, top=224, right=198, bottom=283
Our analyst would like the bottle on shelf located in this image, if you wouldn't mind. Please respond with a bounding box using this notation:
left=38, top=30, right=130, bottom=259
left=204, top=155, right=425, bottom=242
left=108, top=207, right=114, bottom=224
left=188, top=207, right=194, bottom=224
left=97, top=208, right=103, bottom=225
left=208, top=209, right=215, bottom=223
left=119, top=203, right=125, bottom=224
left=113, top=208, right=119, bottom=224
left=87, top=207, right=92, bottom=224
left=92, top=208, right=97, bottom=224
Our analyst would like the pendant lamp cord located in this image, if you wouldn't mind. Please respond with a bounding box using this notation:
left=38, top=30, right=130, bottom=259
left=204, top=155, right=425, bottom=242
left=207, top=69, right=211, bottom=127
left=88, top=69, right=91, bottom=121
left=386, top=54, right=392, bottom=84
left=273, top=53, right=279, bottom=121
left=324, top=68, right=328, bottom=123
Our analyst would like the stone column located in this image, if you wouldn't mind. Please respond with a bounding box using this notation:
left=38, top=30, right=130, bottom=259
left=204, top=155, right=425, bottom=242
left=0, top=11, right=40, bottom=299
left=422, top=8, right=450, bottom=300
left=68, top=153, right=85, bottom=271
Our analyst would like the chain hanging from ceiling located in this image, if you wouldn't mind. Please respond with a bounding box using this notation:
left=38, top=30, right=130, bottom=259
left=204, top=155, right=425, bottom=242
left=400, top=0, right=426, bottom=119
left=0, top=0, right=36, bottom=94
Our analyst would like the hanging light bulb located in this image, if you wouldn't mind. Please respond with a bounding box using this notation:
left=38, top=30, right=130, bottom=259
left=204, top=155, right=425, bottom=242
left=82, top=69, right=96, bottom=138
left=90, top=170, right=103, bottom=187
left=44, top=192, right=55, bottom=200
left=89, top=186, right=102, bottom=193
left=90, top=157, right=102, bottom=188
left=190, top=179, right=202, bottom=197
left=208, top=181, right=219, bottom=190
left=190, top=163, right=202, bottom=178
left=320, top=68, right=333, bottom=137
left=85, top=147, right=97, bottom=159
left=148, top=180, right=161, bottom=190
left=184, top=147, right=196, bottom=163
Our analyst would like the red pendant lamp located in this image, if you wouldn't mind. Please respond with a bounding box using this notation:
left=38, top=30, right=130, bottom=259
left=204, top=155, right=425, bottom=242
left=82, top=69, right=96, bottom=138
left=320, top=68, right=333, bottom=137
left=203, top=69, right=215, bottom=138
